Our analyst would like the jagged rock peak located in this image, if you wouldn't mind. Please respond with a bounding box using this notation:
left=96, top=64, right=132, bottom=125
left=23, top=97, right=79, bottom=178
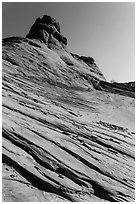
left=26, top=15, right=67, bottom=48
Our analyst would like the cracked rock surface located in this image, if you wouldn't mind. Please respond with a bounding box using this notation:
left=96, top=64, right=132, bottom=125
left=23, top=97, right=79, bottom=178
left=2, top=15, right=135, bottom=202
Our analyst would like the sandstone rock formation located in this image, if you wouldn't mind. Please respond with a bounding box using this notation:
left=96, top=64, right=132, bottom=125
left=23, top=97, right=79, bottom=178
left=2, top=15, right=135, bottom=202
left=96, top=81, right=135, bottom=98
left=26, top=15, right=67, bottom=49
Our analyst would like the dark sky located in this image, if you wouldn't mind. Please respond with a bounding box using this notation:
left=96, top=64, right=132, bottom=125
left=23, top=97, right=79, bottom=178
left=2, top=2, right=135, bottom=82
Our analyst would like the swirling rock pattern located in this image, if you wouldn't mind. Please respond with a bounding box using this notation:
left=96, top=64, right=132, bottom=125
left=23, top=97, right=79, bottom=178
left=2, top=15, right=135, bottom=202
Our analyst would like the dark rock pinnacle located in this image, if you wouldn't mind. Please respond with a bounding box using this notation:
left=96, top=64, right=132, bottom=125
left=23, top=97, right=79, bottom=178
left=26, top=15, right=67, bottom=48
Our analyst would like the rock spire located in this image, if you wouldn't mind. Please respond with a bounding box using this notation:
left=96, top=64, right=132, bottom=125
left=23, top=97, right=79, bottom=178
left=26, top=15, right=67, bottom=48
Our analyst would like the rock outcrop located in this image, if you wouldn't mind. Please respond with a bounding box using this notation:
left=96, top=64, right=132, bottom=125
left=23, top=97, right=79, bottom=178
left=26, top=15, right=67, bottom=49
left=2, top=15, right=135, bottom=202
left=96, top=81, right=135, bottom=98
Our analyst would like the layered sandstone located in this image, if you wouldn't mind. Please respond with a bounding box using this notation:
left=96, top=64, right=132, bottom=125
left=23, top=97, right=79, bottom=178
left=2, top=15, right=135, bottom=202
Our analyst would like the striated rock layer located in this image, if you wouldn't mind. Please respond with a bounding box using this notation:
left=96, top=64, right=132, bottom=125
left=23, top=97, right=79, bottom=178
left=2, top=15, right=135, bottom=202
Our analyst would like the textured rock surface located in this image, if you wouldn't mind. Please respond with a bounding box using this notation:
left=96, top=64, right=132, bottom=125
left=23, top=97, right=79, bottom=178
left=2, top=15, right=135, bottom=202
left=26, top=15, right=67, bottom=49
left=96, top=81, right=135, bottom=98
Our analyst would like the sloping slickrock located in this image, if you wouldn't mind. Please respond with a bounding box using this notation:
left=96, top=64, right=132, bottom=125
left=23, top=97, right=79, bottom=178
left=2, top=15, right=135, bottom=202
left=96, top=81, right=135, bottom=98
